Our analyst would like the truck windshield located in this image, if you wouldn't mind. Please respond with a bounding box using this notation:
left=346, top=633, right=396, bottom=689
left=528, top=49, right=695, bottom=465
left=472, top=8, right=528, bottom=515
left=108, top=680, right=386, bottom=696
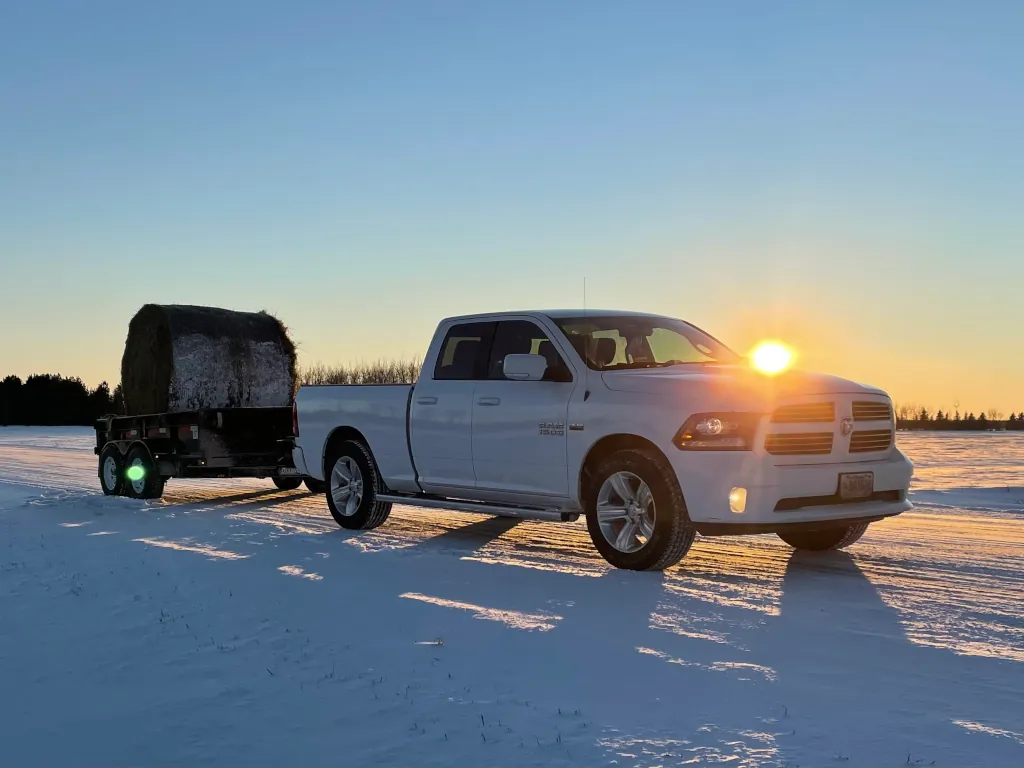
left=552, top=315, right=741, bottom=371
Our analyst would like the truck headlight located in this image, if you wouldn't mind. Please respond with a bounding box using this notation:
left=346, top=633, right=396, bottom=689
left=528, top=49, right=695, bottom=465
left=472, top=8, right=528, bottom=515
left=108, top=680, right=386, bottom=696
left=673, top=412, right=761, bottom=451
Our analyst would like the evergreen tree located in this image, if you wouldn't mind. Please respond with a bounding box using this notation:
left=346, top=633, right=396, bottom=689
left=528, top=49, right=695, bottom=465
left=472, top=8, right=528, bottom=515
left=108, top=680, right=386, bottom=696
left=0, top=375, right=23, bottom=425
left=0, top=373, right=116, bottom=425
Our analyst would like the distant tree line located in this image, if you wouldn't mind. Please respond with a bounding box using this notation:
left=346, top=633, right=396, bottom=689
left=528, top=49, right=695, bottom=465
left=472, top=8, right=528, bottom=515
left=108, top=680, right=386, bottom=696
left=299, top=359, right=421, bottom=386
left=894, top=403, right=1023, bottom=431
left=0, top=375, right=124, bottom=426
left=2, top=369, right=1020, bottom=431
left=1, top=359, right=422, bottom=425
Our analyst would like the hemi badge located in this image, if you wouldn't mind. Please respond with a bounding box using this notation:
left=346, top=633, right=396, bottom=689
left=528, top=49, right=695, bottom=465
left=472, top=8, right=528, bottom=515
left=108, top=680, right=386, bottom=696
left=569, top=424, right=585, bottom=431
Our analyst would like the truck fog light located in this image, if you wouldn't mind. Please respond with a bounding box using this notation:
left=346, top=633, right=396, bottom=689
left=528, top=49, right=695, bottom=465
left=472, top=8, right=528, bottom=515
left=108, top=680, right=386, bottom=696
left=729, top=487, right=747, bottom=514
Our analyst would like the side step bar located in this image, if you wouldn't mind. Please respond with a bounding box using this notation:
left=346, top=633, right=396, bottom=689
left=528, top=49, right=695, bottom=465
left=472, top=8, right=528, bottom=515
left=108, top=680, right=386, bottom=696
left=375, top=493, right=580, bottom=523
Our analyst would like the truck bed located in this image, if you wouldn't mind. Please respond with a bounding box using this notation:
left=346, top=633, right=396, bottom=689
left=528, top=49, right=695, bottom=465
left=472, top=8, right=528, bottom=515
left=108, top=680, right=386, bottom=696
left=293, top=384, right=416, bottom=489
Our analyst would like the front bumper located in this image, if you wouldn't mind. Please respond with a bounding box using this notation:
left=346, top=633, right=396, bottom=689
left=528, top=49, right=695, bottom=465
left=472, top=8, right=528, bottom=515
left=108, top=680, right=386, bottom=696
left=670, top=447, right=914, bottom=532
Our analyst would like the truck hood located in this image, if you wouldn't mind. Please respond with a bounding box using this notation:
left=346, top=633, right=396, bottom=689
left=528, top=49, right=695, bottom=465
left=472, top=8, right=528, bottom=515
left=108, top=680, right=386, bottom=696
left=600, top=365, right=887, bottom=403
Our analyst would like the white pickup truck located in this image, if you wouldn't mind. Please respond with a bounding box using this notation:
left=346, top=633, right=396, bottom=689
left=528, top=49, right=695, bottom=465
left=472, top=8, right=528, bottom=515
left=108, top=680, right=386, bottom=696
left=292, top=310, right=913, bottom=570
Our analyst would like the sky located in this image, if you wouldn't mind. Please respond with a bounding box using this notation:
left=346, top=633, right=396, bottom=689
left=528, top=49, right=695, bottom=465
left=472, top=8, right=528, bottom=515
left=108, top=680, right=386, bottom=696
left=1, top=1, right=1021, bottom=414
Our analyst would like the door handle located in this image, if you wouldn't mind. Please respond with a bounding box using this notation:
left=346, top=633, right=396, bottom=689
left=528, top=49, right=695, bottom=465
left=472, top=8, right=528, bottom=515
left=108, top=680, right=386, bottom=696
left=416, top=396, right=438, bottom=405
left=476, top=397, right=501, bottom=406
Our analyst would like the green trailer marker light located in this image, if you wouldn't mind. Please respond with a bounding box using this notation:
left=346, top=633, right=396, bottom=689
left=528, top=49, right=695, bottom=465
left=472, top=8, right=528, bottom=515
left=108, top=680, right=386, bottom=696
left=126, top=465, right=146, bottom=482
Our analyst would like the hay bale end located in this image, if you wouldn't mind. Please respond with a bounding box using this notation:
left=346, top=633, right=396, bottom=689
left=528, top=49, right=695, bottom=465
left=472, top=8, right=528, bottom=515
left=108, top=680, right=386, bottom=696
left=120, top=304, right=298, bottom=415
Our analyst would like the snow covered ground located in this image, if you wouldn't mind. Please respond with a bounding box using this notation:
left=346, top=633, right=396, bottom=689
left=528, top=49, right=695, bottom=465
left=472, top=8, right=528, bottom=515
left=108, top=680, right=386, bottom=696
left=1, top=427, right=1022, bottom=767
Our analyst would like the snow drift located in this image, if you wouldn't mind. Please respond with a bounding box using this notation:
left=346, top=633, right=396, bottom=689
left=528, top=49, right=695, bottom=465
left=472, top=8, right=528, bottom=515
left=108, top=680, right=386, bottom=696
left=119, top=305, right=297, bottom=415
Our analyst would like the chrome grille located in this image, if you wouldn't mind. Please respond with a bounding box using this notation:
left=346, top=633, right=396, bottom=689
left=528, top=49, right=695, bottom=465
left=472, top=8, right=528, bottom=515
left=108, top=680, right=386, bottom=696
left=771, top=402, right=835, bottom=423
left=852, top=401, right=892, bottom=422
left=849, top=429, right=893, bottom=453
left=765, top=432, right=834, bottom=456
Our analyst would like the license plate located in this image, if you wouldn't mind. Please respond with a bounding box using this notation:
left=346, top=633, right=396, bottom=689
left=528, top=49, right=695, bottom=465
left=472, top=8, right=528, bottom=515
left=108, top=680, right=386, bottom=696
left=277, top=467, right=300, bottom=476
left=839, top=472, right=874, bottom=500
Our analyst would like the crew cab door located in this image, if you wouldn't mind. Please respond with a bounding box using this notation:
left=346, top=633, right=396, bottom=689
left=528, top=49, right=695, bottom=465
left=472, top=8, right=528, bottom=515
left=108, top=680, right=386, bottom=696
left=471, top=319, right=575, bottom=501
left=409, top=321, right=494, bottom=493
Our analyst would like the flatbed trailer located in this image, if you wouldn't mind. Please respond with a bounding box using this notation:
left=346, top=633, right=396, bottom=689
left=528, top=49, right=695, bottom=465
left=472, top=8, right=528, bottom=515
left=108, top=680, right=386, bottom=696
left=94, top=405, right=324, bottom=499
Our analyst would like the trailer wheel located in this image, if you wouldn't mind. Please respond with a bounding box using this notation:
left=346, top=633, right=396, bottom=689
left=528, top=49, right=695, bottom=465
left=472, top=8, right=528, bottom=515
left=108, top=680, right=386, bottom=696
left=325, top=440, right=392, bottom=530
left=304, top=478, right=326, bottom=494
left=124, top=444, right=166, bottom=500
left=98, top=444, right=125, bottom=496
left=272, top=477, right=303, bottom=491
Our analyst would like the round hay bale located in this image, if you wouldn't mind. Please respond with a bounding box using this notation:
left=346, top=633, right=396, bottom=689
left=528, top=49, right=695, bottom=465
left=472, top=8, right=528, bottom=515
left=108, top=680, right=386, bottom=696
left=120, top=304, right=298, bottom=415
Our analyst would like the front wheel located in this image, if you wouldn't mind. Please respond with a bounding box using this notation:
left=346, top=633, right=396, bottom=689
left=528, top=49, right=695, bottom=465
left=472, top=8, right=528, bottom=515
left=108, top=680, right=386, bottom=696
left=777, top=522, right=870, bottom=551
left=325, top=441, right=392, bottom=530
left=585, top=448, right=695, bottom=571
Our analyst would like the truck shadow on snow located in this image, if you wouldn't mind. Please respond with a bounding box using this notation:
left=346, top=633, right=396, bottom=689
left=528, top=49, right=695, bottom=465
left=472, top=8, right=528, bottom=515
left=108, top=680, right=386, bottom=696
left=763, top=551, right=1023, bottom=765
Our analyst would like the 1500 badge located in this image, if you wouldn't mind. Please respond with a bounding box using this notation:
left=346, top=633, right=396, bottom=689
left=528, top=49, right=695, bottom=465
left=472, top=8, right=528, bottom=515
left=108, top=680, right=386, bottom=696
left=539, top=422, right=565, bottom=436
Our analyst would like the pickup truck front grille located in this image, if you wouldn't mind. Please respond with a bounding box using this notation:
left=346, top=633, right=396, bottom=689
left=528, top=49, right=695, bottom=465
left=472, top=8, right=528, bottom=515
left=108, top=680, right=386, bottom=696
left=852, top=401, right=892, bottom=422
left=849, top=429, right=893, bottom=453
left=765, top=432, right=834, bottom=456
left=771, top=402, right=835, bottom=423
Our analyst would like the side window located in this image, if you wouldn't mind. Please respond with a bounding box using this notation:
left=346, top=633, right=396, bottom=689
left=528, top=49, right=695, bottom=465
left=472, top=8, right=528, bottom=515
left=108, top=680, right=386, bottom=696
left=433, top=322, right=494, bottom=380
left=487, top=321, right=571, bottom=382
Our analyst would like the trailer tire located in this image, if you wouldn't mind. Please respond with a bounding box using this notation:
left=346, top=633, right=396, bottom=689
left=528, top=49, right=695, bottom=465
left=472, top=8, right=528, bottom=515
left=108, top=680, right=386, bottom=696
left=98, top=444, right=125, bottom=496
left=325, top=440, right=392, bottom=530
left=124, top=444, right=166, bottom=500
left=304, top=478, right=326, bottom=494
left=272, top=477, right=303, bottom=491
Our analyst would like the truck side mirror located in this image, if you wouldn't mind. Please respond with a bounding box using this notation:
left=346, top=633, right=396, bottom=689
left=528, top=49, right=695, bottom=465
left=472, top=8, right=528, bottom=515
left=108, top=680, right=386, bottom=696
left=502, top=354, right=548, bottom=381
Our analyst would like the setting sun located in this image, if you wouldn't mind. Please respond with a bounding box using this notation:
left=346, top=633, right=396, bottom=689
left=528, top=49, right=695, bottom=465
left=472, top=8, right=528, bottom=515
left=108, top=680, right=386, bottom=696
left=751, top=341, right=793, bottom=375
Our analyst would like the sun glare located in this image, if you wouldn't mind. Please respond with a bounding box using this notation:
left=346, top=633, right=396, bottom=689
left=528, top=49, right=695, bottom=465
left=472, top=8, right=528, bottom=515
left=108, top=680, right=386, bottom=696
left=751, top=342, right=793, bottom=375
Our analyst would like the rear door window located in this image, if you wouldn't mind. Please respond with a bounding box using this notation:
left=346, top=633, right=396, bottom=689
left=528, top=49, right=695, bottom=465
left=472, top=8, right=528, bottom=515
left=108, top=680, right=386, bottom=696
left=433, top=322, right=495, bottom=380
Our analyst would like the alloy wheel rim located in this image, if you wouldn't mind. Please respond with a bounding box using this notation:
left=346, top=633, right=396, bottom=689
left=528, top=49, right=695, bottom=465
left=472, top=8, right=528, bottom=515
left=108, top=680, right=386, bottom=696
left=596, top=471, right=655, bottom=553
left=331, top=457, right=364, bottom=517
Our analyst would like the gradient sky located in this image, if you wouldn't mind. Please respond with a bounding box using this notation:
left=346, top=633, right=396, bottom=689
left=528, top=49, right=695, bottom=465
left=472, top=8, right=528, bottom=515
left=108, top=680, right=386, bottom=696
left=1, top=1, right=1021, bottom=414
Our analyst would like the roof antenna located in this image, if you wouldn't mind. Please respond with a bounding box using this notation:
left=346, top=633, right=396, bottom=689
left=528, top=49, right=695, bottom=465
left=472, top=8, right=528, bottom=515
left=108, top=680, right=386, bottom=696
left=582, top=276, right=591, bottom=401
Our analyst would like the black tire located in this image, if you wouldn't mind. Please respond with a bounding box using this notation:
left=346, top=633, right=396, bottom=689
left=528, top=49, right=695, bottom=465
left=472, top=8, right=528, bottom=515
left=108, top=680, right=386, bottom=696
left=272, top=477, right=303, bottom=491
left=584, top=448, right=696, bottom=571
left=325, top=440, right=392, bottom=530
left=123, top=444, right=166, bottom=500
left=778, top=522, right=870, bottom=552
left=304, top=477, right=327, bottom=494
left=98, top=444, right=125, bottom=496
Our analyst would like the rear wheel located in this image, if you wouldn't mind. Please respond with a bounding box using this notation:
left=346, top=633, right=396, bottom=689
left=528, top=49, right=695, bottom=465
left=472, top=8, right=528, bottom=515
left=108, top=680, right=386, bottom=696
left=272, top=477, right=303, bottom=491
left=123, top=444, right=165, bottom=500
left=585, top=448, right=695, bottom=571
left=777, top=522, right=870, bottom=551
left=304, top=477, right=327, bottom=494
left=325, top=440, right=392, bottom=530
left=98, top=444, right=125, bottom=496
